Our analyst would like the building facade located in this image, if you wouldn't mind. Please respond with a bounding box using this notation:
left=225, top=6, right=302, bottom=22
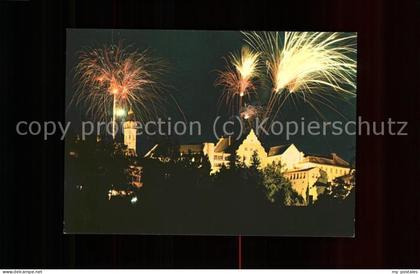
left=284, top=167, right=328, bottom=204
left=265, top=144, right=305, bottom=171
left=145, top=129, right=353, bottom=203
left=123, top=109, right=137, bottom=155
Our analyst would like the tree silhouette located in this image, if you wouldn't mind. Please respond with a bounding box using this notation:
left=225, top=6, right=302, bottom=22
left=250, top=150, right=261, bottom=169
left=315, top=170, right=355, bottom=206
left=261, top=161, right=303, bottom=206
left=227, top=150, right=242, bottom=170
left=65, top=134, right=136, bottom=231
left=66, top=136, right=354, bottom=235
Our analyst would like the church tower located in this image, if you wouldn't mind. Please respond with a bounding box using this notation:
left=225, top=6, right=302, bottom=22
left=123, top=109, right=137, bottom=155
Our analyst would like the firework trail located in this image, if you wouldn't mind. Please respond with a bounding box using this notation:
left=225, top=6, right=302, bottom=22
left=72, top=43, right=167, bottom=138
left=240, top=104, right=264, bottom=121
left=242, top=31, right=357, bottom=121
left=215, top=46, right=261, bottom=115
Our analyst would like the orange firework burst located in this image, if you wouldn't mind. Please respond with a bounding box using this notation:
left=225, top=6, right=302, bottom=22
left=215, top=46, right=261, bottom=115
left=72, top=43, right=166, bottom=136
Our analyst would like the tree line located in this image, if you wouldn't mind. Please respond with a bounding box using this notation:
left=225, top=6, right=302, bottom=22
left=64, top=135, right=355, bottom=235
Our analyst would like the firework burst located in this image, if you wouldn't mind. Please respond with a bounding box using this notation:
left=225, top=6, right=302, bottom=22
left=243, top=31, right=357, bottom=120
left=72, top=43, right=167, bottom=137
left=215, top=46, right=261, bottom=115
left=240, top=104, right=263, bottom=121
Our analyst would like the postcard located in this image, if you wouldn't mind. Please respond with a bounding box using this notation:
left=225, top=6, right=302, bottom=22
left=64, top=29, right=356, bottom=236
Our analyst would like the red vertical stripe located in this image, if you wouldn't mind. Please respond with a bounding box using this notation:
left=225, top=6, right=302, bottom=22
left=238, top=235, right=242, bottom=269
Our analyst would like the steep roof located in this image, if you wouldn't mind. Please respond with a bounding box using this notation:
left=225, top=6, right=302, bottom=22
left=267, top=144, right=292, bottom=156
left=144, top=144, right=159, bottom=158
left=214, top=136, right=231, bottom=153
left=214, top=134, right=247, bottom=153
left=126, top=109, right=136, bottom=121
left=304, top=153, right=350, bottom=167
left=284, top=167, right=318, bottom=174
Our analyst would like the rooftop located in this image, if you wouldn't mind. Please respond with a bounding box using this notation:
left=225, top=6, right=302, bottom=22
left=284, top=167, right=318, bottom=174
left=304, top=153, right=350, bottom=167
left=267, top=144, right=292, bottom=157
left=214, top=133, right=248, bottom=154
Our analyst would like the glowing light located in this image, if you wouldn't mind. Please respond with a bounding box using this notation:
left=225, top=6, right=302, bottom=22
left=130, top=196, right=138, bottom=204
left=72, top=43, right=168, bottom=124
left=115, top=108, right=126, bottom=117
left=232, top=46, right=260, bottom=94
left=243, top=31, right=357, bottom=120
left=244, top=31, right=356, bottom=94
left=215, top=46, right=261, bottom=114
left=240, top=104, right=262, bottom=121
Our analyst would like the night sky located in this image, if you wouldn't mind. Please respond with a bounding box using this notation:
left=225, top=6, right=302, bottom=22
left=66, top=29, right=356, bottom=162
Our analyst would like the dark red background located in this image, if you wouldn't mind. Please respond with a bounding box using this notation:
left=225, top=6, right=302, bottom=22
left=0, top=0, right=418, bottom=268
